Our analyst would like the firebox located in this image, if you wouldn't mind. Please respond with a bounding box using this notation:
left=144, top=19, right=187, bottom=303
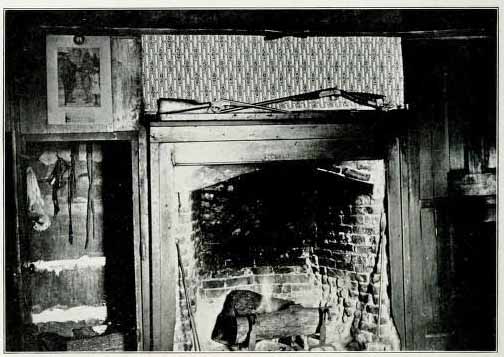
left=147, top=111, right=401, bottom=351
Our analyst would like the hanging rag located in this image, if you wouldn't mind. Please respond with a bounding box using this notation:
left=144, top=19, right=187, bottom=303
left=48, top=156, right=70, bottom=217
left=26, top=166, right=51, bottom=232
left=85, top=143, right=95, bottom=249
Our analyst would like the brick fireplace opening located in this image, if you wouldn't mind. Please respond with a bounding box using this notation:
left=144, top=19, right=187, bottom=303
left=172, top=159, right=399, bottom=351
left=147, top=114, right=402, bottom=351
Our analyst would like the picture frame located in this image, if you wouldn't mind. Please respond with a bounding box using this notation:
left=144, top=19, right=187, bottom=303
left=46, top=35, right=112, bottom=125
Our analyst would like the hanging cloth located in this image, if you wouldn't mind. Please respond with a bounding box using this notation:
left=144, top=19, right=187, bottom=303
left=48, top=156, right=70, bottom=217
left=26, top=166, right=51, bottom=232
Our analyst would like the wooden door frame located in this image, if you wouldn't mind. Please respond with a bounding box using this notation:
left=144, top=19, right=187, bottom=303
left=17, top=131, right=149, bottom=351
left=385, top=115, right=431, bottom=351
left=385, top=135, right=408, bottom=350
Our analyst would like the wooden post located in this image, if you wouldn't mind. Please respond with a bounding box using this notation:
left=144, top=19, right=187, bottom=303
left=138, top=127, right=151, bottom=351
left=131, top=135, right=144, bottom=351
left=11, top=122, right=26, bottom=350
left=386, top=136, right=406, bottom=349
left=158, top=144, right=177, bottom=351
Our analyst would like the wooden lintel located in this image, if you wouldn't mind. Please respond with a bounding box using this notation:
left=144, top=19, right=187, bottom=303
left=171, top=139, right=378, bottom=166
left=150, top=123, right=374, bottom=143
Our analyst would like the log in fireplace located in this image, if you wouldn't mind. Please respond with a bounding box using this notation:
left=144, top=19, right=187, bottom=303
left=147, top=111, right=403, bottom=351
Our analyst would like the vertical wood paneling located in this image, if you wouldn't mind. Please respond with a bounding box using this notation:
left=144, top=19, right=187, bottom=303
left=419, top=107, right=434, bottom=200
left=432, top=102, right=450, bottom=198
left=420, top=207, right=439, bottom=332
left=130, top=137, right=143, bottom=350
left=406, top=119, right=426, bottom=350
left=399, top=130, right=414, bottom=349
left=386, top=136, right=406, bottom=349
left=467, top=136, right=485, bottom=173
left=149, top=143, right=161, bottom=350
left=434, top=206, right=451, bottom=331
left=12, top=125, right=26, bottom=348
left=448, top=102, right=465, bottom=171
left=159, top=144, right=177, bottom=351
left=138, top=127, right=151, bottom=351
left=111, top=37, right=142, bottom=132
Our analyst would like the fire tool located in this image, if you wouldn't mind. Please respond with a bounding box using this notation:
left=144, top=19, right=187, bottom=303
left=176, top=240, right=201, bottom=351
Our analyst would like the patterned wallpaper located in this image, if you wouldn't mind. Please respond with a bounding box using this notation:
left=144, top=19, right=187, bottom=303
left=142, top=35, right=404, bottom=112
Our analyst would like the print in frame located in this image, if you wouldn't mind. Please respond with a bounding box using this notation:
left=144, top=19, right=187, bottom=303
left=46, top=35, right=112, bottom=125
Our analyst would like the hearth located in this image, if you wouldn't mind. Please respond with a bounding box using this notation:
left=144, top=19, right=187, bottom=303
left=148, top=112, right=401, bottom=351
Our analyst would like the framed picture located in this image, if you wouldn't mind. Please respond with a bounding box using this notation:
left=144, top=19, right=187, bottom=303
left=46, top=35, right=112, bottom=125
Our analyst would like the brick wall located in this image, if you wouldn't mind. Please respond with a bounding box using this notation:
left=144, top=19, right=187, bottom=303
left=173, top=160, right=399, bottom=351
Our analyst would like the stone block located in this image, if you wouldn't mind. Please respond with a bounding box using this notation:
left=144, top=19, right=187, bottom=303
left=318, top=257, right=336, bottom=270
left=367, top=256, right=376, bottom=269
left=358, top=282, right=370, bottom=293
left=359, top=293, right=373, bottom=303
left=354, top=245, right=374, bottom=254
left=343, top=298, right=353, bottom=308
left=290, top=284, right=309, bottom=292
left=273, top=284, right=284, bottom=294
left=225, top=276, right=253, bottom=287
left=351, top=234, right=368, bottom=245
left=340, top=288, right=349, bottom=299
left=325, top=267, right=338, bottom=278
left=337, top=278, right=346, bottom=288
left=344, top=307, right=354, bottom=316
left=349, top=215, right=366, bottom=225
left=349, top=289, right=360, bottom=299
left=353, top=226, right=379, bottom=235
left=356, top=273, right=370, bottom=283
left=354, top=195, right=372, bottom=206
left=339, top=224, right=353, bottom=234
left=365, top=215, right=381, bottom=226
left=285, top=274, right=311, bottom=284
left=366, top=304, right=380, bottom=314
left=202, top=279, right=225, bottom=289
left=281, top=285, right=292, bottom=294
left=252, top=266, right=274, bottom=275
left=274, top=266, right=304, bottom=274
left=317, top=248, right=333, bottom=258
left=353, top=264, right=368, bottom=273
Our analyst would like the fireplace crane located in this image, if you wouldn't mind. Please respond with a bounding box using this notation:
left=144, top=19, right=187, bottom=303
left=157, top=87, right=391, bottom=115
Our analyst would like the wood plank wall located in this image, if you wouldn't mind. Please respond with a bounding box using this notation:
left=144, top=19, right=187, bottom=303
left=401, top=38, right=496, bottom=350
left=15, top=36, right=141, bottom=134
left=22, top=143, right=107, bottom=337
left=6, top=31, right=143, bottom=348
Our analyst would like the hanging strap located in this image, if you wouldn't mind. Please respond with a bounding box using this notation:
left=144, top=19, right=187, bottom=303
left=85, top=143, right=95, bottom=249
left=67, top=147, right=77, bottom=245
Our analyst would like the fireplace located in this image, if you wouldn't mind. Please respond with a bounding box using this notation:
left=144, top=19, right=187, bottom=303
left=148, top=112, right=401, bottom=351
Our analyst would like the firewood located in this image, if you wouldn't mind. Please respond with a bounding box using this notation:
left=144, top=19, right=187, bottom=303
left=213, top=304, right=324, bottom=345
left=211, top=289, right=295, bottom=345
